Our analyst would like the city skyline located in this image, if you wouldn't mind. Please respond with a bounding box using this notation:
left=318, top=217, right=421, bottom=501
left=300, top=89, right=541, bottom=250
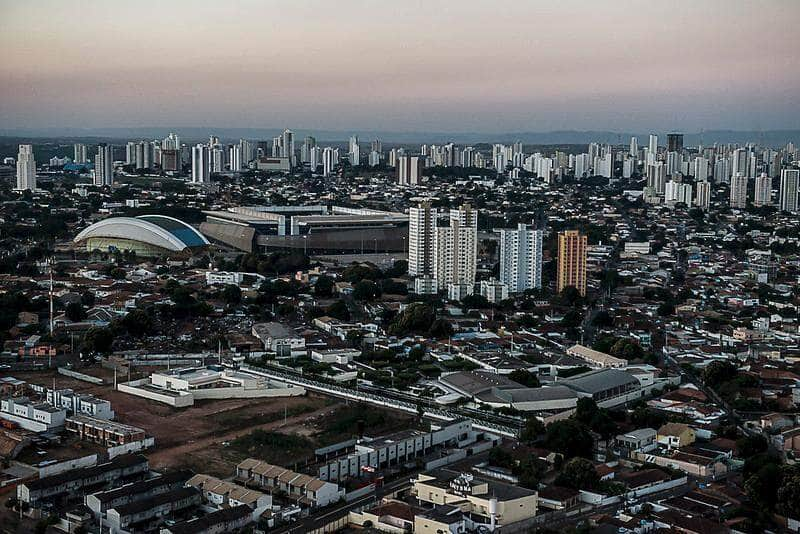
left=1, top=0, right=799, bottom=133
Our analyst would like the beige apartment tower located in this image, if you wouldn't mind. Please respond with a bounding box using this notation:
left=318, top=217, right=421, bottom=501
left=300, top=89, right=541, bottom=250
left=557, top=230, right=587, bottom=297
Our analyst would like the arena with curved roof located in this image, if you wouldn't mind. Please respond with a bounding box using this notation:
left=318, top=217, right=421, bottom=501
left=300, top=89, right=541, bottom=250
left=73, top=215, right=210, bottom=257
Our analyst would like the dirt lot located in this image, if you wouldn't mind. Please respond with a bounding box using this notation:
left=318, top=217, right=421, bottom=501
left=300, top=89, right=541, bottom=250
left=7, top=367, right=412, bottom=479
left=9, top=367, right=345, bottom=476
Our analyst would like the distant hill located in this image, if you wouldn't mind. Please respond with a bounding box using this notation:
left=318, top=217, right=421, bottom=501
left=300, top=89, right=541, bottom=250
left=0, top=127, right=797, bottom=147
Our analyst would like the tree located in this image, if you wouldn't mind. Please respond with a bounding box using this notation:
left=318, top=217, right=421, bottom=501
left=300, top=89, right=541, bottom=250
left=461, top=294, right=490, bottom=309
left=220, top=284, right=242, bottom=304
left=80, top=291, right=96, bottom=307
left=545, top=419, right=593, bottom=458
left=702, top=360, right=738, bottom=388
left=341, top=263, right=382, bottom=283
left=488, top=447, right=515, bottom=468
left=575, top=398, right=618, bottom=438
left=745, top=463, right=783, bottom=510
left=657, top=301, right=675, bottom=317
left=575, top=398, right=600, bottom=424
left=120, top=309, right=153, bottom=338
left=561, top=310, right=582, bottom=328
left=737, top=435, right=768, bottom=459
left=65, top=302, right=86, bottom=322
left=610, top=338, right=644, bottom=360
left=427, top=319, right=453, bottom=339
left=557, top=457, right=600, bottom=490
left=325, top=300, right=351, bottom=321
left=314, top=275, right=335, bottom=297
left=83, top=327, right=114, bottom=354
left=346, top=330, right=363, bottom=348
left=352, top=280, right=380, bottom=302
left=384, top=260, right=408, bottom=277
left=520, top=417, right=545, bottom=443
left=777, top=470, right=800, bottom=517
left=508, top=370, right=540, bottom=388
left=388, top=303, right=436, bottom=336
left=557, top=286, right=582, bottom=307
left=630, top=404, right=666, bottom=429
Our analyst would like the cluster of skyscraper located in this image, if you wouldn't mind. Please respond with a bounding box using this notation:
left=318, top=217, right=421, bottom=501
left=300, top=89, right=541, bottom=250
left=407, top=202, right=591, bottom=301
left=638, top=135, right=799, bottom=212
left=11, top=132, right=800, bottom=214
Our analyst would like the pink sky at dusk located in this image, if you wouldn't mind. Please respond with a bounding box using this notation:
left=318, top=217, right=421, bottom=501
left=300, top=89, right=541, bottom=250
left=1, top=0, right=798, bottom=132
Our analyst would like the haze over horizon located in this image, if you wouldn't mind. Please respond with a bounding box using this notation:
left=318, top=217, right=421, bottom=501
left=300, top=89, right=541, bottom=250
left=1, top=0, right=798, bottom=133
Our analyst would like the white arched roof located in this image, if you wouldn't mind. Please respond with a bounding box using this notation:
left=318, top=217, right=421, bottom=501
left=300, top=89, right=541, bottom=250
left=74, top=216, right=209, bottom=252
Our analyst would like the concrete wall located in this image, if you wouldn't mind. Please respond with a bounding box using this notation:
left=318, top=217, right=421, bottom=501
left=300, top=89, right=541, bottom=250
left=108, top=437, right=155, bottom=459
left=117, top=380, right=194, bottom=408
left=58, top=367, right=104, bottom=385
left=190, top=384, right=305, bottom=400
left=38, top=454, right=98, bottom=478
left=425, top=449, right=467, bottom=471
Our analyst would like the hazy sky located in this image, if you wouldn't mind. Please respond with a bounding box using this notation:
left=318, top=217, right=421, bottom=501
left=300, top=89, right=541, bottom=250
left=1, top=0, right=798, bottom=133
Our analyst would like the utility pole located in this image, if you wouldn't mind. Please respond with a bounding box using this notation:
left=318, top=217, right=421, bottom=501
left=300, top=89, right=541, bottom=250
left=49, top=257, right=54, bottom=335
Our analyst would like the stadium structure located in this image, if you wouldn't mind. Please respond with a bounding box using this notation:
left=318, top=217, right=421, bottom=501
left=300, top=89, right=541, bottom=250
left=73, top=215, right=210, bottom=257
left=199, top=205, right=408, bottom=254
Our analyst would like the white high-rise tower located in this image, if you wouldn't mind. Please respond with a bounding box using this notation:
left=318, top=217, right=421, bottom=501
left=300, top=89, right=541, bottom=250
left=15, top=144, right=36, bottom=191
left=349, top=135, right=360, bottom=167
left=779, top=169, right=799, bottom=212
left=434, top=204, right=478, bottom=287
left=408, top=202, right=438, bottom=293
left=94, top=144, right=114, bottom=186
left=729, top=172, right=748, bottom=209
left=499, top=223, right=543, bottom=293
left=191, top=144, right=210, bottom=184
left=73, top=143, right=88, bottom=164
left=754, top=173, right=772, bottom=207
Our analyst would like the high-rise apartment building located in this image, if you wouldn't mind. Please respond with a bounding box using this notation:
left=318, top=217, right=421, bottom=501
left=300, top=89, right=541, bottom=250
left=282, top=129, right=295, bottom=166
left=397, top=155, right=423, bottom=185
left=73, top=143, right=88, bottom=164
left=301, top=136, right=316, bottom=164
left=780, top=169, right=799, bottom=212
left=695, top=181, right=711, bottom=210
left=731, top=148, right=749, bottom=178
left=408, top=203, right=438, bottom=295
left=191, top=144, right=210, bottom=184
left=210, top=145, right=225, bottom=173
left=693, top=157, right=709, bottom=182
left=349, top=135, right=360, bottom=167
left=665, top=181, right=692, bottom=205
left=133, top=140, right=153, bottom=169
left=322, top=147, right=339, bottom=177
left=94, top=143, right=114, bottom=186
left=754, top=173, right=772, bottom=207
left=729, top=172, right=748, bottom=208
left=434, top=204, right=478, bottom=288
left=499, top=224, right=543, bottom=293
left=162, top=132, right=180, bottom=150
left=667, top=133, right=683, bottom=152
left=557, top=230, right=587, bottom=297
left=629, top=137, right=638, bottom=158
left=646, top=162, right=666, bottom=194
left=15, top=144, right=36, bottom=191
left=161, top=149, right=181, bottom=172
left=648, top=134, right=658, bottom=159
left=125, top=142, right=136, bottom=165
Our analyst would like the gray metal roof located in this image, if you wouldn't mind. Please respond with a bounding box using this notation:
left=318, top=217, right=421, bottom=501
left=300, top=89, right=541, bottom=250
left=559, top=369, right=639, bottom=394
